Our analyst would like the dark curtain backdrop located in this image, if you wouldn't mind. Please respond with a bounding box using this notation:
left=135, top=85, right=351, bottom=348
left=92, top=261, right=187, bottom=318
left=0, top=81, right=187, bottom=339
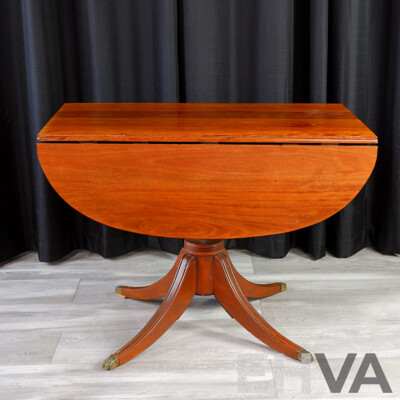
left=1, top=0, right=399, bottom=264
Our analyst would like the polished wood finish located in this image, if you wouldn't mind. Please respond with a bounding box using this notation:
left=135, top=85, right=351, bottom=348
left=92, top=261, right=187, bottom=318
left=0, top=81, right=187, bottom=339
left=37, top=103, right=378, bottom=369
left=104, top=252, right=196, bottom=369
left=104, top=240, right=308, bottom=369
left=116, top=255, right=181, bottom=300
left=232, top=271, right=284, bottom=298
left=118, top=243, right=283, bottom=301
left=38, top=103, right=377, bottom=144
left=213, top=252, right=302, bottom=361
left=37, top=143, right=377, bottom=239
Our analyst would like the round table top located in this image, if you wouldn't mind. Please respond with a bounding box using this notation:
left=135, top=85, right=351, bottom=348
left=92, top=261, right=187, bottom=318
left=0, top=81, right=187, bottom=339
left=37, top=103, right=377, bottom=239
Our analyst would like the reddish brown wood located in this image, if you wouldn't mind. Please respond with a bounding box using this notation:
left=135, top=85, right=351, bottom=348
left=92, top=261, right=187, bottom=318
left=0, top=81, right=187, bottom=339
left=213, top=252, right=304, bottom=361
left=106, top=253, right=196, bottom=368
left=231, top=268, right=284, bottom=298
left=37, top=143, right=377, bottom=239
left=119, top=241, right=283, bottom=300
left=104, top=240, right=309, bottom=369
left=37, top=103, right=377, bottom=369
left=38, top=103, right=377, bottom=144
left=116, top=251, right=183, bottom=300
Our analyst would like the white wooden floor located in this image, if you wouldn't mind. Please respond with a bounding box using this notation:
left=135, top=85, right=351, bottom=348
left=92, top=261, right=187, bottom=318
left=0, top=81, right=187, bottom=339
left=0, top=247, right=399, bottom=399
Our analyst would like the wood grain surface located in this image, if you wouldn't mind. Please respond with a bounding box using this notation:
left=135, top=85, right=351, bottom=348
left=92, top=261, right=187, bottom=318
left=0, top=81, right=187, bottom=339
left=37, top=103, right=377, bottom=144
left=37, top=143, right=377, bottom=239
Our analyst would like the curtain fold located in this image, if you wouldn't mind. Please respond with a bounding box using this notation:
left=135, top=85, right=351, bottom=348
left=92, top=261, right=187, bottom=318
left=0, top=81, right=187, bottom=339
left=1, top=0, right=399, bottom=264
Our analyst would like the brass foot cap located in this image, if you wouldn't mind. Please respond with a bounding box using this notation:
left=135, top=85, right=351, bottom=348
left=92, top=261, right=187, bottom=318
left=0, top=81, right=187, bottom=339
left=115, top=286, right=126, bottom=298
left=278, top=282, right=287, bottom=291
left=298, top=349, right=314, bottom=363
left=103, top=354, right=120, bottom=370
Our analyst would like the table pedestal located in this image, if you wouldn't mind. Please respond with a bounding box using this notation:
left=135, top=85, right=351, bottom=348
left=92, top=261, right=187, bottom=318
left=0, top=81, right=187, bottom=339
left=103, top=239, right=313, bottom=370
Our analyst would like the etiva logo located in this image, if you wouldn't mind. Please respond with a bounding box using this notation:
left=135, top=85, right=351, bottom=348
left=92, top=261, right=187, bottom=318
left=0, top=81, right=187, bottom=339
left=315, top=353, right=392, bottom=393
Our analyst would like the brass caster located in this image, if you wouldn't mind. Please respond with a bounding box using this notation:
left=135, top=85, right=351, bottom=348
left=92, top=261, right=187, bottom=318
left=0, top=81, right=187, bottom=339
left=298, top=349, right=314, bottom=363
left=115, top=286, right=126, bottom=298
left=278, top=282, right=287, bottom=291
left=103, top=354, right=120, bottom=370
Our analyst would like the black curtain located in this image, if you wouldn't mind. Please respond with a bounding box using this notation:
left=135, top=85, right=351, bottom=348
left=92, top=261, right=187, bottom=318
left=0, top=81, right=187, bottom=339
left=1, top=0, right=399, bottom=264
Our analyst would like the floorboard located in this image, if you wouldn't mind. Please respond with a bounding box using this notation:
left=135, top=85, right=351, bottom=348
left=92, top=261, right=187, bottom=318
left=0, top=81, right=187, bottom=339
left=0, top=248, right=398, bottom=399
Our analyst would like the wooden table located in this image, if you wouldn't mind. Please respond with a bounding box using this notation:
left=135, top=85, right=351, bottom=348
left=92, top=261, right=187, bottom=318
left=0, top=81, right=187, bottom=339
left=37, top=103, right=377, bottom=370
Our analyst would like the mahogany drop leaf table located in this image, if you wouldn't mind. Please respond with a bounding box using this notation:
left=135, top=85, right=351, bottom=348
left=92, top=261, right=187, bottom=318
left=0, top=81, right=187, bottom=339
left=37, top=103, right=377, bottom=370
